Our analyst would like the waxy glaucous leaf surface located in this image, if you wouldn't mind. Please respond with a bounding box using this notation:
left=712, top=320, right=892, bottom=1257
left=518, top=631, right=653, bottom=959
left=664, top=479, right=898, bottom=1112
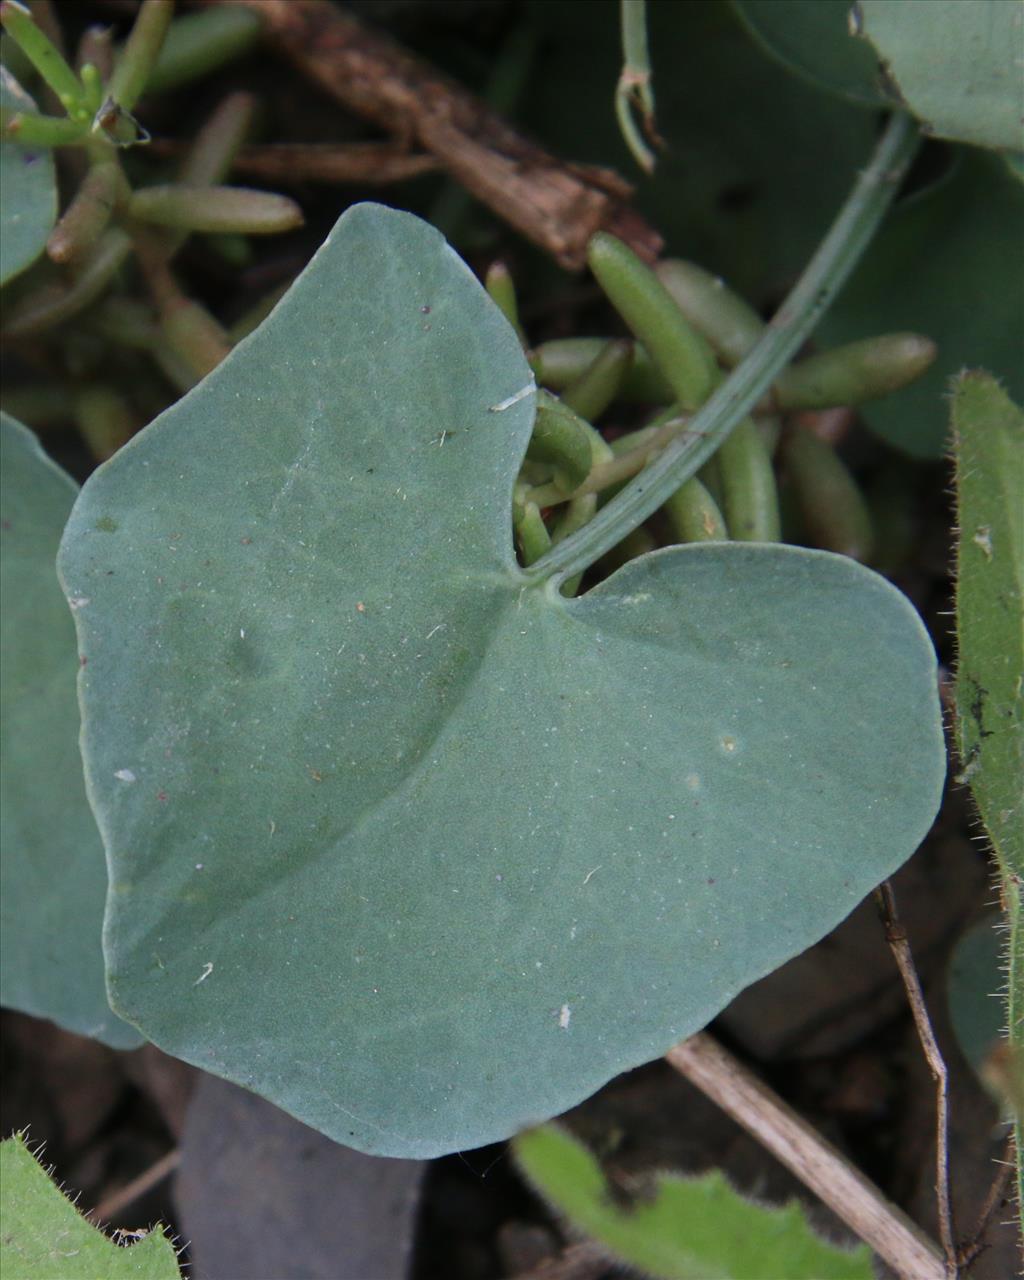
left=59, top=205, right=945, bottom=1156
left=0, top=415, right=139, bottom=1047
left=0, top=70, right=56, bottom=285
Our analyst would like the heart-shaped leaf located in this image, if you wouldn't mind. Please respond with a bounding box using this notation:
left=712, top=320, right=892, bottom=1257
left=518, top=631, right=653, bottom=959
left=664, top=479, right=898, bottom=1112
left=732, top=0, right=889, bottom=107
left=0, top=68, right=57, bottom=286
left=856, top=0, right=1024, bottom=153
left=1, top=414, right=140, bottom=1047
left=59, top=205, right=945, bottom=1157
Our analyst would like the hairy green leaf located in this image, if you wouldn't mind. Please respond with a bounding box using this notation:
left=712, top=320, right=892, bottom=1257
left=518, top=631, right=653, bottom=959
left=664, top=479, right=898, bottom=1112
left=0, top=415, right=140, bottom=1047
left=821, top=151, right=1024, bottom=457
left=732, top=0, right=888, bottom=106
left=857, top=0, right=1024, bottom=153
left=59, top=205, right=945, bottom=1157
left=0, top=1134, right=180, bottom=1279
left=0, top=69, right=56, bottom=286
left=515, top=1124, right=874, bottom=1280
left=951, top=372, right=1023, bottom=1202
left=948, top=916, right=1005, bottom=1083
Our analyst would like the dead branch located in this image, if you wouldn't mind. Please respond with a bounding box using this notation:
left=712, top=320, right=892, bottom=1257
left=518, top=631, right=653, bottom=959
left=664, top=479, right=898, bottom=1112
left=203, top=0, right=662, bottom=270
left=666, top=1032, right=947, bottom=1280
left=874, top=880, right=958, bottom=1277
left=148, top=139, right=438, bottom=186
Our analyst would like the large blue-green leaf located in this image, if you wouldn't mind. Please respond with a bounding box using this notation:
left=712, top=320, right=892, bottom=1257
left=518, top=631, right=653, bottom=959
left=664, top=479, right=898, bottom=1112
left=732, top=0, right=889, bottom=106
left=0, top=415, right=140, bottom=1048
left=857, top=0, right=1024, bottom=153
left=0, top=68, right=56, bottom=286
left=59, top=205, right=945, bottom=1157
left=821, top=150, right=1024, bottom=457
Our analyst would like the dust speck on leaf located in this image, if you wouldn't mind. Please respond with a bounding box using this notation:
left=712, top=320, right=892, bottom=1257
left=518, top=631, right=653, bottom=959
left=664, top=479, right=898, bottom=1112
left=114, top=769, right=136, bottom=783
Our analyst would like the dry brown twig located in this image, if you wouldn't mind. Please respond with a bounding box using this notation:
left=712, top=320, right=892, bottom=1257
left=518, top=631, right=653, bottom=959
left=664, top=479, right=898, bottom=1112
left=201, top=0, right=662, bottom=270
left=147, top=139, right=439, bottom=186
left=666, top=1032, right=947, bottom=1280
left=956, top=1133, right=1015, bottom=1269
left=86, top=1148, right=181, bottom=1225
left=874, top=879, right=958, bottom=1278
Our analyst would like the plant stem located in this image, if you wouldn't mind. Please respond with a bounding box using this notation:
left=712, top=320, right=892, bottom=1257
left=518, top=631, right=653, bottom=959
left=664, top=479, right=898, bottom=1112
left=526, top=411, right=693, bottom=508
left=0, top=0, right=85, bottom=113
left=526, top=111, right=919, bottom=585
left=616, top=0, right=656, bottom=174
left=107, top=0, right=174, bottom=115
left=666, top=1032, right=947, bottom=1280
left=874, top=881, right=958, bottom=1277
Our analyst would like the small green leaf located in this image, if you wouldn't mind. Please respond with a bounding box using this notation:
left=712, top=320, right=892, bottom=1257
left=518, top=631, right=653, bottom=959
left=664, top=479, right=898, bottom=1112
left=0, top=1134, right=180, bottom=1279
left=952, top=373, right=1023, bottom=890
left=732, top=0, right=888, bottom=106
left=59, top=205, right=944, bottom=1157
left=820, top=150, right=1024, bottom=457
left=951, top=372, right=1023, bottom=1202
left=514, top=1124, right=874, bottom=1280
left=857, top=0, right=1024, bottom=153
left=0, top=414, right=140, bottom=1048
left=947, top=917, right=1006, bottom=1083
left=0, top=68, right=56, bottom=285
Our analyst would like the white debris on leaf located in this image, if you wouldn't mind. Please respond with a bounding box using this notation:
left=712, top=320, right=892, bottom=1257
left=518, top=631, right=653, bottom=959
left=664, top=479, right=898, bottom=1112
left=113, top=769, right=136, bottom=783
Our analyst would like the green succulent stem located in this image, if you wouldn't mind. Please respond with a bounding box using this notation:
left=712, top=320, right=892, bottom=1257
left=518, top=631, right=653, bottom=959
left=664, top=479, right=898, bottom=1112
left=144, top=4, right=264, bottom=95
left=0, top=106, right=90, bottom=145
left=127, top=183, right=302, bottom=234
left=663, top=477, right=728, bottom=543
left=0, top=0, right=86, bottom=114
left=716, top=416, right=781, bottom=542
left=526, top=111, right=919, bottom=585
left=3, top=229, right=132, bottom=337
left=485, top=262, right=524, bottom=343
left=655, top=259, right=765, bottom=367
left=782, top=426, right=875, bottom=562
left=526, top=409, right=694, bottom=508
left=513, top=494, right=552, bottom=565
left=106, top=0, right=174, bottom=116
left=588, top=232, right=718, bottom=411
left=560, top=339, right=633, bottom=422
left=46, top=154, right=126, bottom=264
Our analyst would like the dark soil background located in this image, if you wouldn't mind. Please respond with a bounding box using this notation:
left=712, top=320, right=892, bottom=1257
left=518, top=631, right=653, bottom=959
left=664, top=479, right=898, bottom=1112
left=2, top=2, right=1018, bottom=1278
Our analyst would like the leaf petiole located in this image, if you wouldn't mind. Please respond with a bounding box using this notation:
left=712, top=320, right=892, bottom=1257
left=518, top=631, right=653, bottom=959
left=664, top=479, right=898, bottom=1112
left=525, top=111, right=919, bottom=584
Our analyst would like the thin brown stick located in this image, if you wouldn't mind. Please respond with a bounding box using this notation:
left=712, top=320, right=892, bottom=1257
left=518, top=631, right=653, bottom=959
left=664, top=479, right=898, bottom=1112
left=202, top=0, right=662, bottom=270
left=665, top=1032, right=947, bottom=1280
left=874, top=880, right=958, bottom=1278
left=86, top=1148, right=181, bottom=1224
left=956, top=1134, right=1015, bottom=1268
left=148, top=139, right=439, bottom=186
